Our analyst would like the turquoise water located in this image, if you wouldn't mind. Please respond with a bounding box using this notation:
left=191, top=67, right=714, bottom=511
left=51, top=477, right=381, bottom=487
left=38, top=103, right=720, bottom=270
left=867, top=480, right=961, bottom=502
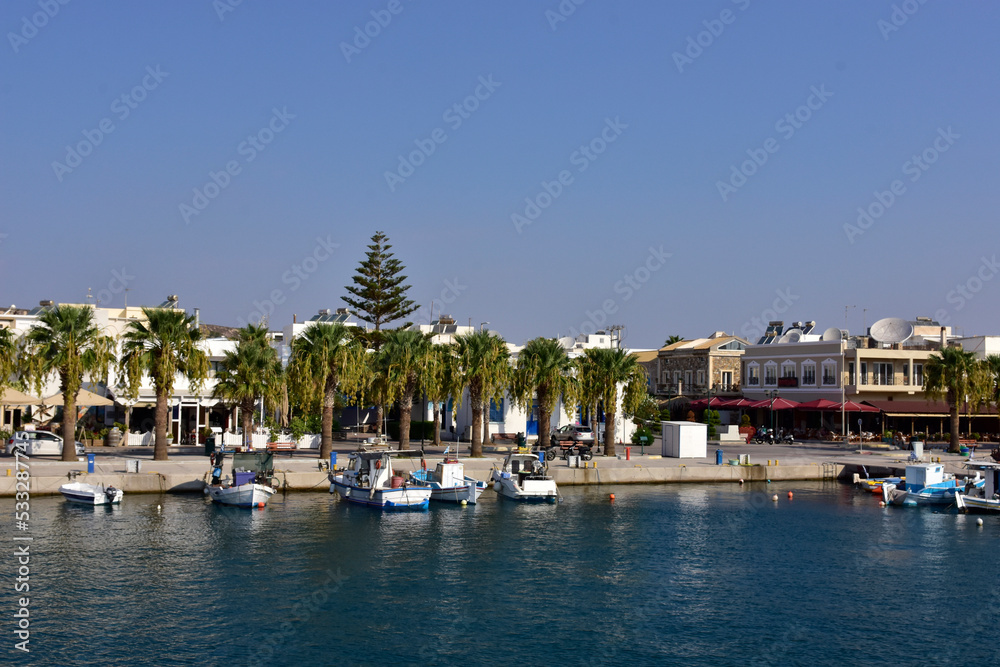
left=5, top=482, right=999, bottom=666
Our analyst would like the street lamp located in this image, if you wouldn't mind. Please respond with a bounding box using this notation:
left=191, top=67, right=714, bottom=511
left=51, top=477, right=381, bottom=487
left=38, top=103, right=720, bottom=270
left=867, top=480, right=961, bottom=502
left=765, top=389, right=778, bottom=436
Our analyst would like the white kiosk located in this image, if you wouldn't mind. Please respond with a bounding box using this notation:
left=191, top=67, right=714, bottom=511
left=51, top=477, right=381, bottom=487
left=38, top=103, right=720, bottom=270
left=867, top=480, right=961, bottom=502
left=661, top=421, right=708, bottom=458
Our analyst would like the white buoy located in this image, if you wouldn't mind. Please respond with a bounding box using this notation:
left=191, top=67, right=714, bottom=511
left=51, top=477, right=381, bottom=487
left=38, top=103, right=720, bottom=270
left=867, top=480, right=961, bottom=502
left=879, top=501, right=885, bottom=507
left=771, top=494, right=778, bottom=502
left=739, top=478, right=744, bottom=485
left=157, top=505, right=161, bottom=512
left=460, top=499, right=468, bottom=506
left=977, top=518, right=984, bottom=526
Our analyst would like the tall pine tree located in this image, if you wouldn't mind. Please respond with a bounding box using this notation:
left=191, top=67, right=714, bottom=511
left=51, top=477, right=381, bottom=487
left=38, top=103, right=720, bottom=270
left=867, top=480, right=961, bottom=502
left=343, top=231, right=418, bottom=348
left=343, top=231, right=419, bottom=437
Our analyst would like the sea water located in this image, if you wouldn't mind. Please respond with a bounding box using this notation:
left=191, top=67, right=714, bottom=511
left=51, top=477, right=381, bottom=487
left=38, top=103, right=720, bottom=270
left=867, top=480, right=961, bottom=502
left=4, top=482, right=999, bottom=666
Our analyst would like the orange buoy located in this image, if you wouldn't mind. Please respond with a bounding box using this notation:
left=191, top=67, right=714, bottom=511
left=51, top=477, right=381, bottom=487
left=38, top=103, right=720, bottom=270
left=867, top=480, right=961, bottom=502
left=609, top=493, right=616, bottom=502
left=787, top=491, right=793, bottom=499
left=257, top=502, right=265, bottom=509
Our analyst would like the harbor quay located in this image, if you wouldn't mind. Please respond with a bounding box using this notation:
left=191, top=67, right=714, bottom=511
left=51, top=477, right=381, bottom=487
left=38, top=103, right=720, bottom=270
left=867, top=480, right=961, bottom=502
left=0, top=436, right=981, bottom=498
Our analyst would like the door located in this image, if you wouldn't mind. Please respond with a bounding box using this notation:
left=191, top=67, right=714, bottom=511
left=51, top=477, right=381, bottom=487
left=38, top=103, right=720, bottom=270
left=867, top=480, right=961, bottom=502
left=526, top=400, right=538, bottom=436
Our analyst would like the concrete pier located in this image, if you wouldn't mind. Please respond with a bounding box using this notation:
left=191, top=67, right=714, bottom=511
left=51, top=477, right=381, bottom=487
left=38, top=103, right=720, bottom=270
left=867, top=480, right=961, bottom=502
left=0, top=439, right=978, bottom=497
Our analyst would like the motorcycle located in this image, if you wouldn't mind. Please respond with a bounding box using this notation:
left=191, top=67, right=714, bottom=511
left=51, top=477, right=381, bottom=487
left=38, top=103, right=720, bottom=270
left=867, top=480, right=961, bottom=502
left=753, top=427, right=774, bottom=445
left=776, top=428, right=794, bottom=444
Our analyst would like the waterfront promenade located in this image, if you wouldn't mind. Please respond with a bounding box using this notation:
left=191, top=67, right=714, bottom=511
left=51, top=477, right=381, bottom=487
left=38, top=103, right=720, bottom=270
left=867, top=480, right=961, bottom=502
left=0, top=434, right=982, bottom=497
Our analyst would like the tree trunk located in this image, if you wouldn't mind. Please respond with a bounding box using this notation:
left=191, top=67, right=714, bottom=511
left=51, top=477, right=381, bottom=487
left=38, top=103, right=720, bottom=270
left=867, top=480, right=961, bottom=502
left=470, top=383, right=483, bottom=457
left=320, top=380, right=336, bottom=460
left=432, top=403, right=442, bottom=446
left=604, top=407, right=618, bottom=457
left=536, top=387, right=552, bottom=453
left=399, top=381, right=414, bottom=451
left=153, top=392, right=170, bottom=461
left=949, top=404, right=961, bottom=453
left=376, top=402, right=384, bottom=437
left=241, top=400, right=254, bottom=449
left=483, top=399, right=490, bottom=445
left=61, top=391, right=78, bottom=462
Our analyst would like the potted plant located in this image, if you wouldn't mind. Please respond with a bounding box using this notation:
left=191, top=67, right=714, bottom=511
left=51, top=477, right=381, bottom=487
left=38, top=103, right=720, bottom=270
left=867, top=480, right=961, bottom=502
left=200, top=426, right=213, bottom=444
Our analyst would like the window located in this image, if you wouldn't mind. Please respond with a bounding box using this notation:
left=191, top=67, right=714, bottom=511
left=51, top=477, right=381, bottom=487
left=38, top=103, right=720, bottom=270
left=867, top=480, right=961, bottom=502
left=746, top=365, right=760, bottom=386
left=903, top=363, right=910, bottom=385
left=874, top=362, right=893, bottom=386
left=913, top=363, right=924, bottom=386
left=489, top=398, right=504, bottom=422
left=848, top=362, right=855, bottom=385
left=696, top=370, right=705, bottom=387
left=684, top=370, right=692, bottom=388
left=781, top=362, right=796, bottom=379
left=721, top=371, right=733, bottom=390
left=822, top=362, right=837, bottom=386
left=764, top=364, right=777, bottom=386
left=860, top=362, right=868, bottom=385
left=802, top=364, right=816, bottom=386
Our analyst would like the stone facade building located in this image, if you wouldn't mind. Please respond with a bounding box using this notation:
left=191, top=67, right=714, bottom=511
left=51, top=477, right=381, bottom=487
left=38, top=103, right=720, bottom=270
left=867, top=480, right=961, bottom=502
left=655, top=332, right=749, bottom=398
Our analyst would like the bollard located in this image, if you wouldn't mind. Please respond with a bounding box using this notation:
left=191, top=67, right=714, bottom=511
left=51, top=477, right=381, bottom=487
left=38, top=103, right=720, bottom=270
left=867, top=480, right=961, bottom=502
left=538, top=450, right=545, bottom=463
left=776, top=459, right=779, bottom=466
left=716, top=449, right=723, bottom=465
left=626, top=447, right=631, bottom=461
left=330, top=451, right=337, bottom=471
left=87, top=453, right=95, bottom=474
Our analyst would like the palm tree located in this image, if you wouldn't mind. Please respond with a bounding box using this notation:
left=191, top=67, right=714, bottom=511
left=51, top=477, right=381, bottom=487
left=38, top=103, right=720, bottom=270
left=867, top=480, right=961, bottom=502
left=512, top=337, right=576, bottom=453
left=424, top=343, right=459, bottom=446
left=212, top=324, right=283, bottom=449
left=380, top=329, right=433, bottom=450
left=19, top=305, right=115, bottom=461
left=982, top=354, right=1000, bottom=439
left=586, top=348, right=648, bottom=457
left=663, top=334, right=684, bottom=347
left=287, top=323, right=366, bottom=459
left=924, top=346, right=987, bottom=453
left=576, top=348, right=605, bottom=450
left=455, top=330, right=509, bottom=457
left=120, top=308, right=209, bottom=461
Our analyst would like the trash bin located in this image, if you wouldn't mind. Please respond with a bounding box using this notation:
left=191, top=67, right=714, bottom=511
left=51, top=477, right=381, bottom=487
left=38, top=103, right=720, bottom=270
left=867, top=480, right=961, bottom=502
left=87, top=453, right=95, bottom=473
left=716, top=449, right=724, bottom=466
left=538, top=450, right=545, bottom=463
left=910, top=439, right=924, bottom=458
left=516, top=433, right=526, bottom=447
left=204, top=436, right=215, bottom=456
left=330, top=451, right=337, bottom=470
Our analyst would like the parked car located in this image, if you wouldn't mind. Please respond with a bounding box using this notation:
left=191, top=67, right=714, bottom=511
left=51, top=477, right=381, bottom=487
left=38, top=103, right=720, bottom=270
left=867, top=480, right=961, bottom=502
left=5, top=431, right=85, bottom=456
left=550, top=424, right=594, bottom=446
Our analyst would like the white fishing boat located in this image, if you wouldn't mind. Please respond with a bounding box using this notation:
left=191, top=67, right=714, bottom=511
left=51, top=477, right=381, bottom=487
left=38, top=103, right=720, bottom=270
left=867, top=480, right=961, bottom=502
left=490, top=451, right=559, bottom=503
left=58, top=482, right=123, bottom=505
left=329, top=449, right=432, bottom=510
left=205, top=450, right=277, bottom=508
left=955, top=461, right=1000, bottom=513
left=882, top=462, right=981, bottom=507
left=408, top=457, right=488, bottom=504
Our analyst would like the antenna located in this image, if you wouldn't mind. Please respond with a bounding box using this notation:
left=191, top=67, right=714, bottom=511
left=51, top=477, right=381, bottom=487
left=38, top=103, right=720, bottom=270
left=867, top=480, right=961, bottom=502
left=844, top=305, right=855, bottom=330
left=608, top=324, right=625, bottom=349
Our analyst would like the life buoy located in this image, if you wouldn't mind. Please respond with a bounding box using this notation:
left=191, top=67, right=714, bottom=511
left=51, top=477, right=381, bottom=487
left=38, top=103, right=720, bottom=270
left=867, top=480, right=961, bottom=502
left=421, top=458, right=427, bottom=470
left=375, top=460, right=382, bottom=470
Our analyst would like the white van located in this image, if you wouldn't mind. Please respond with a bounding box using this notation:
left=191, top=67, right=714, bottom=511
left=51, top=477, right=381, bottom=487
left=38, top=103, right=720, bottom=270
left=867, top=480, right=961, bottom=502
left=5, top=431, right=85, bottom=456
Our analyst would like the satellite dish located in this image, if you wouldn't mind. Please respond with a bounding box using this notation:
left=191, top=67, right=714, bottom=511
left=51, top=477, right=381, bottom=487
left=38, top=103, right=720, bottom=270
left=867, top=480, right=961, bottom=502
left=869, top=317, right=914, bottom=344
left=821, top=327, right=842, bottom=342
left=778, top=329, right=802, bottom=344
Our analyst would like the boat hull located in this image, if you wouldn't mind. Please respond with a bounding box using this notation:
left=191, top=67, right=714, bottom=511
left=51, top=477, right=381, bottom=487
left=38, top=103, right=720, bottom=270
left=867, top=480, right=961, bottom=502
left=208, top=483, right=275, bottom=508
left=58, top=483, right=123, bottom=505
left=490, top=475, right=558, bottom=503
left=330, top=477, right=432, bottom=510
left=956, top=493, right=1000, bottom=513
left=408, top=469, right=487, bottom=504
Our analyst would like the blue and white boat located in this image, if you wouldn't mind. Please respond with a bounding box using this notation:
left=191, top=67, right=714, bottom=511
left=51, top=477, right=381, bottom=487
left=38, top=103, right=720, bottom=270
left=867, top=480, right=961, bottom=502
left=490, top=451, right=559, bottom=503
left=408, top=458, right=488, bottom=504
left=58, top=482, right=123, bottom=505
left=330, top=450, right=432, bottom=510
left=882, top=463, right=982, bottom=506
left=955, top=461, right=1000, bottom=513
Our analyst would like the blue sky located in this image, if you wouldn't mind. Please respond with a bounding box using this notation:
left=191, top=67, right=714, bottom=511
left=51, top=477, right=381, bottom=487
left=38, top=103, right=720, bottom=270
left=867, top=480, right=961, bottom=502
left=2, top=1, right=998, bottom=348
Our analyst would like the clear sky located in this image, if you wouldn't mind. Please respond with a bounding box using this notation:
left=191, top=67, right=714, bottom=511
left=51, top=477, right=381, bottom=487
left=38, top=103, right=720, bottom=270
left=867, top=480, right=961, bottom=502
left=2, top=1, right=998, bottom=348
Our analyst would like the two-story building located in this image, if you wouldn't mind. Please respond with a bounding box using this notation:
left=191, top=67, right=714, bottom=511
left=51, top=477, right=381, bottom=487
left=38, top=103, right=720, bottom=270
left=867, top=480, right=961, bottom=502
left=655, top=332, right=749, bottom=398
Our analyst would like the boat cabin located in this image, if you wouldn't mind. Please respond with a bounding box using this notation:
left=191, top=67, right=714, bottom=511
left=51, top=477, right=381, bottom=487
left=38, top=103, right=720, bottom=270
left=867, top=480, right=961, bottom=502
left=904, top=463, right=945, bottom=491
left=346, top=449, right=425, bottom=489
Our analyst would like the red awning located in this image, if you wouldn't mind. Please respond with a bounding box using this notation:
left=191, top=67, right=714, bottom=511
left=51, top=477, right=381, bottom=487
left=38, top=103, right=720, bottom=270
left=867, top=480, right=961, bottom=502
left=831, top=400, right=880, bottom=413
left=748, top=397, right=800, bottom=410
left=688, top=397, right=730, bottom=409
left=796, top=399, right=841, bottom=411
